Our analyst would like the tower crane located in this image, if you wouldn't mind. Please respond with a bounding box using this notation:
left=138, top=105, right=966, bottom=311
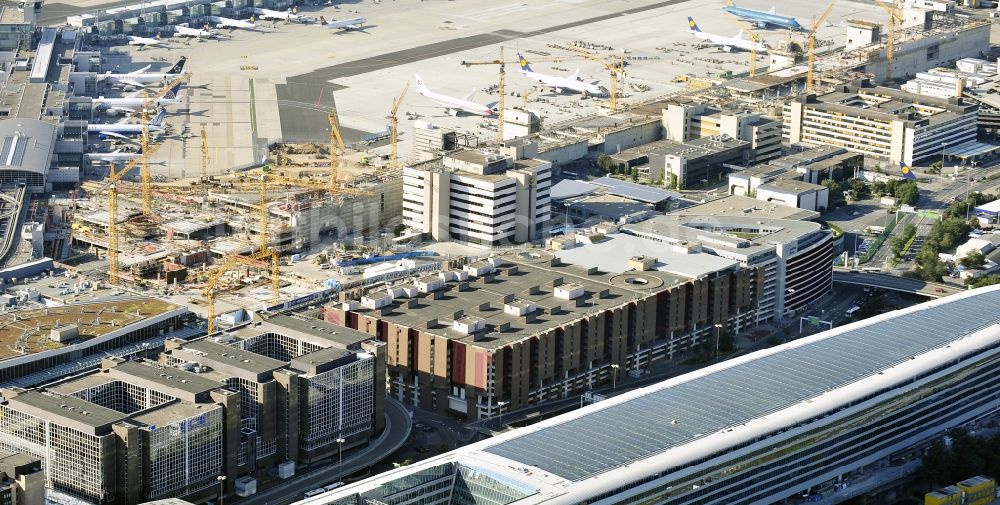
left=806, top=2, right=835, bottom=92
left=874, top=0, right=902, bottom=82
left=204, top=248, right=278, bottom=334
left=328, top=111, right=347, bottom=192
left=91, top=142, right=164, bottom=285
left=737, top=22, right=762, bottom=77
left=551, top=44, right=624, bottom=112
left=140, top=72, right=190, bottom=216
left=460, top=51, right=589, bottom=140
left=388, top=81, right=409, bottom=171
left=200, top=125, right=209, bottom=180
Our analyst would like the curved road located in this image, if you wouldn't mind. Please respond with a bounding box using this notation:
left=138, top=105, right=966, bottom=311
left=242, top=398, right=412, bottom=505
left=832, top=270, right=962, bottom=297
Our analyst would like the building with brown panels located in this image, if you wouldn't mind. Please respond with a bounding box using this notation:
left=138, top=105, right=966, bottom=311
left=325, top=250, right=762, bottom=419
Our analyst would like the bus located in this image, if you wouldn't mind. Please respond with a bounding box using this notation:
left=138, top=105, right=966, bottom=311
left=303, top=488, right=326, bottom=498
left=845, top=306, right=861, bottom=318
left=324, top=483, right=345, bottom=492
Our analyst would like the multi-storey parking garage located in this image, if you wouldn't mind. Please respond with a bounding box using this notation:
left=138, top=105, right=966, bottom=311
left=305, top=285, right=1000, bottom=505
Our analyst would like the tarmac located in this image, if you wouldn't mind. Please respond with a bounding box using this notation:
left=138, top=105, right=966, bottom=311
left=77, top=0, right=889, bottom=180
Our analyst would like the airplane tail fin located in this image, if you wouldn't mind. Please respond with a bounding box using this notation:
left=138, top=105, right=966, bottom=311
left=767, top=5, right=776, bottom=14
left=463, top=88, right=476, bottom=101
left=687, top=17, right=701, bottom=32
left=414, top=74, right=428, bottom=94
left=168, top=56, right=187, bottom=75
left=164, top=83, right=182, bottom=99
left=517, top=53, right=533, bottom=72
left=319, top=16, right=328, bottom=26
left=735, top=29, right=744, bottom=40
left=569, top=68, right=580, bottom=81
left=150, top=109, right=167, bottom=127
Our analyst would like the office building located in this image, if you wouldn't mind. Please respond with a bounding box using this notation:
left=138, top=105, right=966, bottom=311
left=325, top=249, right=762, bottom=418
left=0, top=452, right=43, bottom=505
left=304, top=286, right=1000, bottom=505
left=0, top=315, right=386, bottom=505
left=663, top=102, right=782, bottom=164
left=783, top=81, right=978, bottom=164
left=402, top=150, right=551, bottom=245
left=648, top=135, right=750, bottom=189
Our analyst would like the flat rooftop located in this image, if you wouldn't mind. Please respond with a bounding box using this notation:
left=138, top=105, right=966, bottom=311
left=626, top=214, right=822, bottom=254
left=670, top=194, right=820, bottom=221
left=131, top=401, right=219, bottom=428
left=759, top=179, right=826, bottom=194
left=589, top=177, right=679, bottom=204
left=258, top=314, right=374, bottom=349
left=5, top=390, right=127, bottom=433
left=346, top=251, right=684, bottom=349
left=0, top=297, right=180, bottom=362
left=176, top=339, right=285, bottom=375
left=554, top=233, right=739, bottom=279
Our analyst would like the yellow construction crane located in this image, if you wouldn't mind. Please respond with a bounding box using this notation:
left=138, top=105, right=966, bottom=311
left=806, top=2, right=835, bottom=92
left=139, top=73, right=190, bottom=216
left=204, top=248, right=279, bottom=334
left=200, top=125, right=209, bottom=180
left=522, top=87, right=539, bottom=108
left=328, top=112, right=347, bottom=192
left=874, top=0, right=902, bottom=82
left=458, top=47, right=507, bottom=143
left=735, top=22, right=763, bottom=77
left=91, top=142, right=164, bottom=285
left=388, top=81, right=410, bottom=170
left=551, top=44, right=623, bottom=112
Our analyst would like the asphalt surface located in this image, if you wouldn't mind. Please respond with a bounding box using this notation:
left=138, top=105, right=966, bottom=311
left=832, top=270, right=961, bottom=297
left=274, top=0, right=692, bottom=143
left=239, top=398, right=411, bottom=505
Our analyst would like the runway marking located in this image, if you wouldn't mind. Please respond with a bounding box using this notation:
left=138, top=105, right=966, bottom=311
left=449, top=3, right=554, bottom=22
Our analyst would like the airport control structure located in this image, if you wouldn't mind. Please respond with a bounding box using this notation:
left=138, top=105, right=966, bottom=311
left=307, top=285, right=1000, bottom=505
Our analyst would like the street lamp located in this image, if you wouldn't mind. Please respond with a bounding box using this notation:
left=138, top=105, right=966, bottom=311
left=713, top=323, right=724, bottom=361
left=336, top=438, right=346, bottom=474
left=217, top=475, right=226, bottom=505
left=496, top=401, right=509, bottom=428
left=941, top=142, right=947, bottom=171
left=610, top=364, right=620, bottom=392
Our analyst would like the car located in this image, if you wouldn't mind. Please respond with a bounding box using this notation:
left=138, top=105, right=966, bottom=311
left=934, top=287, right=946, bottom=293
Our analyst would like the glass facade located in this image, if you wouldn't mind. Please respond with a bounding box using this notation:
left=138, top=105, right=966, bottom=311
left=144, top=406, right=224, bottom=499
left=302, top=357, right=375, bottom=450
left=69, top=381, right=175, bottom=414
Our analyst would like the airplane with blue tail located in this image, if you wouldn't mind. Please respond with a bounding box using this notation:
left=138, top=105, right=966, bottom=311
left=723, top=0, right=805, bottom=31
left=88, top=109, right=168, bottom=140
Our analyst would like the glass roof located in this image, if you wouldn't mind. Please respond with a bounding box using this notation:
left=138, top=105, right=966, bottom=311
left=484, top=290, right=1000, bottom=481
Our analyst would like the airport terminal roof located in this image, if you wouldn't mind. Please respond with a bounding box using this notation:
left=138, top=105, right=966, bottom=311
left=554, top=233, right=739, bottom=278
left=589, top=177, right=679, bottom=204
left=0, top=119, right=56, bottom=174
left=670, top=194, right=820, bottom=221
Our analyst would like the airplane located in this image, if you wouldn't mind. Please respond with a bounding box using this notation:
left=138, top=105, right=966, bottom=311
left=85, top=148, right=142, bottom=162
left=174, top=23, right=215, bottom=38
left=88, top=109, right=167, bottom=140
left=723, top=1, right=805, bottom=31
left=516, top=53, right=603, bottom=95
left=127, top=35, right=167, bottom=49
left=93, top=84, right=184, bottom=116
left=414, top=74, right=495, bottom=117
left=254, top=7, right=301, bottom=21
left=208, top=16, right=256, bottom=30
left=687, top=17, right=768, bottom=53
left=318, top=16, right=367, bottom=31
left=99, top=57, right=187, bottom=88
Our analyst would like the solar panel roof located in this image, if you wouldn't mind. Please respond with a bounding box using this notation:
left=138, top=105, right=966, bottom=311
left=590, top=177, right=680, bottom=204
left=485, top=289, right=1000, bottom=482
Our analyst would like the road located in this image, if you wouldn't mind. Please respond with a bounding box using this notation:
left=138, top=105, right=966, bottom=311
left=832, top=270, right=962, bottom=297
left=240, top=398, right=412, bottom=505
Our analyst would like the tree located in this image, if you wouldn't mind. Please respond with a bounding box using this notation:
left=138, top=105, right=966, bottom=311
left=630, top=167, right=639, bottom=182
left=717, top=331, right=736, bottom=353
left=917, top=439, right=954, bottom=489
left=596, top=155, right=614, bottom=174
left=848, top=179, right=870, bottom=200
left=871, top=180, right=888, bottom=197
left=669, top=173, right=679, bottom=190
left=960, top=251, right=986, bottom=270
left=822, top=179, right=844, bottom=208
left=894, top=180, right=920, bottom=206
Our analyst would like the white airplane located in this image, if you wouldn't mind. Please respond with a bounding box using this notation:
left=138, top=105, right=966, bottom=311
left=127, top=35, right=167, bottom=49
left=318, top=16, right=366, bottom=31
left=174, top=23, right=215, bottom=38
left=100, top=58, right=187, bottom=88
left=94, top=84, right=184, bottom=116
left=687, top=17, right=768, bottom=53
left=254, top=7, right=301, bottom=21
left=208, top=16, right=256, bottom=30
left=85, top=149, right=142, bottom=162
left=414, top=74, right=495, bottom=117
left=516, top=53, right=603, bottom=95
left=88, top=109, right=167, bottom=140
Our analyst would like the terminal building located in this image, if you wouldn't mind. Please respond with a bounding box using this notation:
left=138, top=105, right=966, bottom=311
left=782, top=81, right=978, bottom=164
left=303, top=286, right=1000, bottom=505
left=0, top=315, right=386, bottom=505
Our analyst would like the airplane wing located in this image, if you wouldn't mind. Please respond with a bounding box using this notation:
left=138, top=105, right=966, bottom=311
left=128, top=65, right=152, bottom=75
left=345, top=24, right=361, bottom=30
left=107, top=106, right=137, bottom=114
left=98, top=131, right=131, bottom=140
left=117, top=78, right=145, bottom=88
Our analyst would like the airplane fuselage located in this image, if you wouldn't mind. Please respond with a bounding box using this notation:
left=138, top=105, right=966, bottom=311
left=416, top=90, right=493, bottom=116
left=255, top=8, right=300, bottom=21
left=723, top=6, right=804, bottom=30
left=689, top=29, right=767, bottom=53
left=209, top=16, right=255, bottom=29
left=94, top=96, right=181, bottom=109
left=521, top=70, right=602, bottom=95
left=319, top=16, right=366, bottom=30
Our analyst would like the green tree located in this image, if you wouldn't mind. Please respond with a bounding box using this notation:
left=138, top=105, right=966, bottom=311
left=847, top=179, right=870, bottom=200
left=596, top=155, right=614, bottom=174
left=717, top=331, right=736, bottom=353
left=894, top=180, right=920, bottom=206
left=871, top=180, right=888, bottom=196
left=960, top=251, right=986, bottom=270
left=669, top=173, right=679, bottom=190
left=917, top=439, right=954, bottom=489
left=967, top=275, right=1000, bottom=288
left=630, top=167, right=639, bottom=182
left=822, top=179, right=844, bottom=208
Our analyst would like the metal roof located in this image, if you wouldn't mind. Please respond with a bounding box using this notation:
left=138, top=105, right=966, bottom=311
left=590, top=177, right=679, bottom=204
left=484, top=288, right=1000, bottom=481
